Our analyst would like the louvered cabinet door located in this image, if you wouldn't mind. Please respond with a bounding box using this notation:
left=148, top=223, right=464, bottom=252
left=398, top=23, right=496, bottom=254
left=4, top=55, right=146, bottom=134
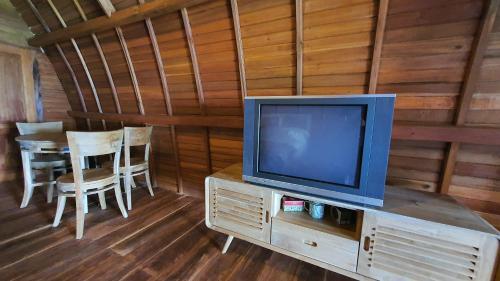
left=207, top=179, right=272, bottom=243
left=357, top=212, right=499, bottom=281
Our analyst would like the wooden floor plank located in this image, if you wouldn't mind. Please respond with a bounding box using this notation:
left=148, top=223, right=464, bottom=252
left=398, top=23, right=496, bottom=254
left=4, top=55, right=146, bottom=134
left=0, top=181, right=353, bottom=281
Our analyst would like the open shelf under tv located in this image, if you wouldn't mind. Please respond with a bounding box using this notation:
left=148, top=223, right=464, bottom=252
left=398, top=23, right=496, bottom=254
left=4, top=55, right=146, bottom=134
left=273, top=209, right=362, bottom=241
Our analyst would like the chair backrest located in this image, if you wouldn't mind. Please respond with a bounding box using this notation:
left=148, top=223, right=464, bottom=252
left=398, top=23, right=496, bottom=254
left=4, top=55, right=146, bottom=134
left=124, top=126, right=153, bottom=164
left=67, top=130, right=124, bottom=157
left=16, top=121, right=63, bottom=135
left=66, top=129, right=124, bottom=185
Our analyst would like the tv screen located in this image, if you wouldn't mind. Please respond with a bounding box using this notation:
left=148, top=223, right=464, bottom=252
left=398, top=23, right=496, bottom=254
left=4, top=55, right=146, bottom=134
left=258, top=105, right=366, bottom=187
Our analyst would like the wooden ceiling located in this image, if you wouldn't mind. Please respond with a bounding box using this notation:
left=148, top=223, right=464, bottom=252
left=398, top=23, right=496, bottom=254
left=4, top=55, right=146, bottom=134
left=8, top=0, right=500, bottom=229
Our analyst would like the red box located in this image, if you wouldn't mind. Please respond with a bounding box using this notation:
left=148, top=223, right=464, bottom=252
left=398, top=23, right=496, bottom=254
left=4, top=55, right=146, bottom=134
left=282, top=196, right=304, bottom=212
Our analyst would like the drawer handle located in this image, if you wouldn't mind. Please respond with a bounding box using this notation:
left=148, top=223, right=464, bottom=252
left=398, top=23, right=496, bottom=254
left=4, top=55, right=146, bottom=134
left=265, top=211, right=269, bottom=223
left=363, top=236, right=370, bottom=251
left=303, top=240, right=317, bottom=247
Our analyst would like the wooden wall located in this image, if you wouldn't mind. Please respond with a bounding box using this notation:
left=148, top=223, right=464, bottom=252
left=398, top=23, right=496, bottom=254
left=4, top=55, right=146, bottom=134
left=36, top=52, right=75, bottom=129
left=9, top=0, right=500, bottom=229
left=0, top=0, right=35, bottom=182
left=0, top=0, right=74, bottom=183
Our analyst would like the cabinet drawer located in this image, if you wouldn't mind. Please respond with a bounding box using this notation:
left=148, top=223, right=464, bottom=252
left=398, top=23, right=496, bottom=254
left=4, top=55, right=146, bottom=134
left=271, top=218, right=359, bottom=271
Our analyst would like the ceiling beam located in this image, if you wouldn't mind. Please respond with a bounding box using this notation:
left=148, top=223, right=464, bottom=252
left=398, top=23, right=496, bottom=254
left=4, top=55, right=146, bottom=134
left=391, top=124, right=500, bottom=146
left=115, top=26, right=145, bottom=115
left=28, top=0, right=211, bottom=47
left=26, top=0, right=91, bottom=130
left=97, top=0, right=116, bottom=17
left=181, top=8, right=205, bottom=115
left=368, top=0, right=389, bottom=94
left=69, top=111, right=244, bottom=129
left=140, top=0, right=183, bottom=193
left=69, top=110, right=500, bottom=146
left=47, top=0, right=107, bottom=130
left=73, top=0, right=122, bottom=117
left=230, top=0, right=247, bottom=104
left=439, top=0, right=499, bottom=194
left=181, top=7, right=212, bottom=174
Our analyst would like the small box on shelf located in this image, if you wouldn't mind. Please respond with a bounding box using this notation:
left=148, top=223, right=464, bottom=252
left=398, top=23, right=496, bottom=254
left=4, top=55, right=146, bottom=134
left=282, top=196, right=304, bottom=212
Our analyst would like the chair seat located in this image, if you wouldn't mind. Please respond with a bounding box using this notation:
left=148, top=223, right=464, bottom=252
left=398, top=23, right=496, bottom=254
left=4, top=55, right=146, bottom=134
left=31, top=155, right=68, bottom=169
left=57, top=168, right=117, bottom=193
left=102, top=157, right=148, bottom=174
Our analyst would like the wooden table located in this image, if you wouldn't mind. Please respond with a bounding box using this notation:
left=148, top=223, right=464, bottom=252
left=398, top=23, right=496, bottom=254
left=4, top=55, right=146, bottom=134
left=15, top=133, right=70, bottom=208
left=15, top=132, right=69, bottom=151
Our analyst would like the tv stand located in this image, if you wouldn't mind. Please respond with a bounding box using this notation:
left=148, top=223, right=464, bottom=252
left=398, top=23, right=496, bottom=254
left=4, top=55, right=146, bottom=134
left=205, top=164, right=499, bottom=281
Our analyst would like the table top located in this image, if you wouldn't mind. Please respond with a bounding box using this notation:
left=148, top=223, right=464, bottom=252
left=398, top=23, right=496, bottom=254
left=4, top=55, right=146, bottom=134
left=15, top=133, right=68, bottom=146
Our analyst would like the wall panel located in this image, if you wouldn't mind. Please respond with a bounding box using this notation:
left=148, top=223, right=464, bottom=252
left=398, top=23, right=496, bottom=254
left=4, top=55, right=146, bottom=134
left=151, top=12, right=200, bottom=115
left=188, top=0, right=242, bottom=116
left=9, top=0, right=500, bottom=229
left=36, top=52, right=75, bottom=129
left=303, top=0, right=376, bottom=95
left=240, top=0, right=296, bottom=96
left=96, top=29, right=139, bottom=114
left=122, top=21, right=166, bottom=115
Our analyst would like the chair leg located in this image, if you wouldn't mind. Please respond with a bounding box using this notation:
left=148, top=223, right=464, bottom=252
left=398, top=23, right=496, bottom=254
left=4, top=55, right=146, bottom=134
left=75, top=194, right=85, bottom=239
left=52, top=195, right=66, bottom=227
left=130, top=177, right=137, bottom=189
left=125, top=173, right=132, bottom=211
left=145, top=170, right=154, bottom=197
left=98, top=191, right=107, bottom=210
left=20, top=151, right=34, bottom=208
left=83, top=194, right=89, bottom=214
left=47, top=167, right=54, bottom=203
left=113, top=184, right=128, bottom=218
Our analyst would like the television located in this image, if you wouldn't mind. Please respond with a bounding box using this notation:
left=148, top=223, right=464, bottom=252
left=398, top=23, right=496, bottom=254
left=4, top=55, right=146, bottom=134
left=242, top=95, right=395, bottom=207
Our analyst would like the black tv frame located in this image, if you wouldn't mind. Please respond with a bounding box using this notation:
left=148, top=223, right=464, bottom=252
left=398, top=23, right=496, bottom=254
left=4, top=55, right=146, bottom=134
left=242, top=95, right=395, bottom=207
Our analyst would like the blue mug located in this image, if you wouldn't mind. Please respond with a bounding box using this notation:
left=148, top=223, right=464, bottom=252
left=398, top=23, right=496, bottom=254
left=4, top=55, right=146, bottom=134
left=305, top=201, right=325, bottom=219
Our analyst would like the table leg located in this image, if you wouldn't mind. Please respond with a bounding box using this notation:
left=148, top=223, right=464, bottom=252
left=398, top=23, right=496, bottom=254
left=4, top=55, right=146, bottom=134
left=20, top=150, right=34, bottom=208
left=47, top=167, right=54, bottom=203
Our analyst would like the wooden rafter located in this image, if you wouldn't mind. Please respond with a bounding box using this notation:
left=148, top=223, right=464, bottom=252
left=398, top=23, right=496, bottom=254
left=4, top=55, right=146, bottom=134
left=25, top=0, right=91, bottom=130
left=73, top=0, right=122, bottom=116
left=368, top=0, right=389, bottom=94
left=28, top=0, right=212, bottom=47
left=181, top=8, right=205, bottom=114
left=181, top=7, right=212, bottom=174
left=97, top=0, right=116, bottom=17
left=115, top=27, right=145, bottom=115
left=141, top=0, right=183, bottom=193
left=230, top=0, right=247, bottom=103
left=47, top=0, right=107, bottom=130
left=439, top=0, right=499, bottom=194
left=295, top=0, right=303, bottom=96
left=145, top=19, right=173, bottom=115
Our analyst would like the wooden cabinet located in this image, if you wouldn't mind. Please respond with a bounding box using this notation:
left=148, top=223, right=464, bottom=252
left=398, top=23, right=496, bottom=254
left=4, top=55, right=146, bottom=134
left=357, top=211, right=499, bottom=281
left=205, top=164, right=499, bottom=281
left=206, top=177, right=273, bottom=243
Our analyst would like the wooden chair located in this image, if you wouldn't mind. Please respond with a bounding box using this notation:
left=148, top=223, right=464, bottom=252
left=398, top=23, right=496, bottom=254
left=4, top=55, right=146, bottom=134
left=52, top=129, right=128, bottom=239
left=16, top=121, right=69, bottom=204
left=104, top=126, right=154, bottom=210
left=123, top=126, right=154, bottom=211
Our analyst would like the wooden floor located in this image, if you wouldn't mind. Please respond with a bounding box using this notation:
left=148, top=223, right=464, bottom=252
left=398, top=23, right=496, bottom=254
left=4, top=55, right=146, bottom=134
left=0, top=180, right=353, bottom=281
